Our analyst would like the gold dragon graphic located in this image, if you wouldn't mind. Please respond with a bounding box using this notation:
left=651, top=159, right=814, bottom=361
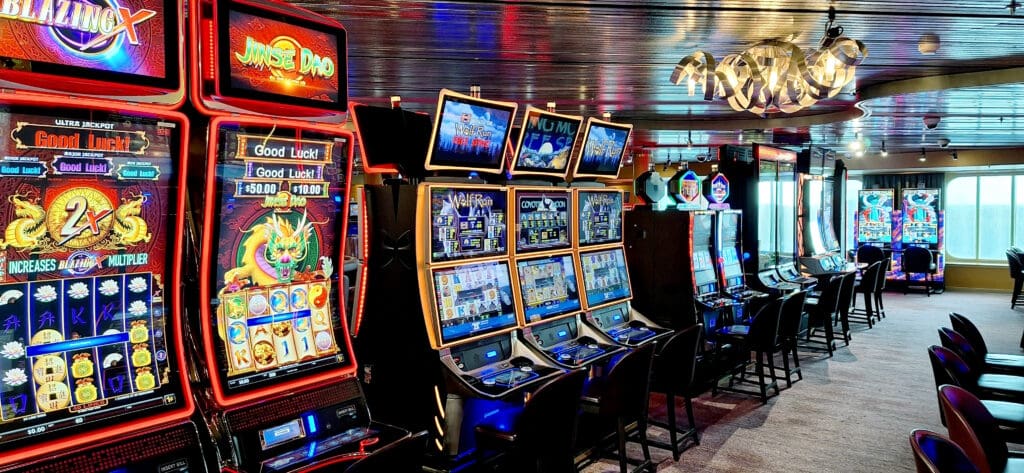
left=0, top=194, right=47, bottom=250
left=111, top=193, right=151, bottom=246
left=224, top=212, right=317, bottom=288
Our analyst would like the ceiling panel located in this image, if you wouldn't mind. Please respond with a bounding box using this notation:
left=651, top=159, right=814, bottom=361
left=289, top=0, right=1024, bottom=158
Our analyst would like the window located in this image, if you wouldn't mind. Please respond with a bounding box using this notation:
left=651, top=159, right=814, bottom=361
left=846, top=178, right=863, bottom=252
left=946, top=174, right=1022, bottom=262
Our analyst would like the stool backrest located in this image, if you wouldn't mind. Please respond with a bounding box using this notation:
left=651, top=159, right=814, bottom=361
left=909, top=429, right=981, bottom=473
left=874, top=257, right=891, bottom=291
left=518, top=369, right=587, bottom=454
left=949, top=313, right=989, bottom=357
left=857, top=244, right=885, bottom=266
left=904, top=246, right=934, bottom=274
left=927, top=345, right=978, bottom=391
left=938, top=328, right=984, bottom=373
left=939, top=384, right=1007, bottom=473
left=779, top=291, right=808, bottom=341
left=601, top=342, right=657, bottom=419
left=1006, top=250, right=1023, bottom=279
left=837, top=272, right=857, bottom=315
left=860, top=261, right=883, bottom=294
left=653, top=324, right=702, bottom=395
left=748, top=297, right=785, bottom=351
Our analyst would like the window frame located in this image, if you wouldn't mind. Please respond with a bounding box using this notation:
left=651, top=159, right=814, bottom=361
left=944, top=172, right=1017, bottom=264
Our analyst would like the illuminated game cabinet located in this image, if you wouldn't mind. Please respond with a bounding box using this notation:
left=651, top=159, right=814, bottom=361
left=187, top=0, right=407, bottom=471
left=0, top=0, right=206, bottom=471
left=891, top=189, right=944, bottom=286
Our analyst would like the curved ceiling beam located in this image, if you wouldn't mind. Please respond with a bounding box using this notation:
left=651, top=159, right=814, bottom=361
left=627, top=105, right=866, bottom=131
left=858, top=67, right=1024, bottom=102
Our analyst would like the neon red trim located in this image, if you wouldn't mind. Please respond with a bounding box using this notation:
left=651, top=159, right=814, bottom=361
left=0, top=95, right=195, bottom=468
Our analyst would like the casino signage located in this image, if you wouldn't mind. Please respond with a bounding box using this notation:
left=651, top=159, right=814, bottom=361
left=0, top=0, right=158, bottom=53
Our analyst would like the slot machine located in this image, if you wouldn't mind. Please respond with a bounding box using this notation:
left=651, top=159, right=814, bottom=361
left=856, top=189, right=895, bottom=255
left=356, top=90, right=564, bottom=470
left=0, top=1, right=208, bottom=471
left=895, top=188, right=945, bottom=287
left=719, top=144, right=815, bottom=291
left=716, top=210, right=769, bottom=301
left=798, top=147, right=852, bottom=275
left=186, top=0, right=407, bottom=471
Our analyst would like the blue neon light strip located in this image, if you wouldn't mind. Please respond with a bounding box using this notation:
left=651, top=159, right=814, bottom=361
left=247, top=310, right=312, bottom=326
left=306, top=414, right=317, bottom=434
left=26, top=332, right=130, bottom=357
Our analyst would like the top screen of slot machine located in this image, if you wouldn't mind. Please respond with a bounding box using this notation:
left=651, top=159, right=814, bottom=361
left=210, top=124, right=351, bottom=393
left=515, top=191, right=571, bottom=253
left=693, top=213, right=714, bottom=248
left=577, top=190, right=623, bottom=247
left=0, top=106, right=184, bottom=449
left=430, top=187, right=508, bottom=263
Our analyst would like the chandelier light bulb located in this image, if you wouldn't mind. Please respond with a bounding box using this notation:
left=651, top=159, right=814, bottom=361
left=687, top=76, right=697, bottom=97
left=854, top=149, right=864, bottom=158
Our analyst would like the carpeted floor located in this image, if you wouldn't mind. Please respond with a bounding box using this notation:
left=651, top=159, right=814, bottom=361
left=582, top=289, right=1024, bottom=472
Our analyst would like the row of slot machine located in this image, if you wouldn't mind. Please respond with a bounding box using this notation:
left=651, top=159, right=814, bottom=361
left=856, top=188, right=945, bottom=282
left=0, top=0, right=413, bottom=472
left=347, top=91, right=673, bottom=469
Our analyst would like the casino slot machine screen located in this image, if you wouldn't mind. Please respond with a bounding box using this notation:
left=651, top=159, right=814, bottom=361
left=902, top=189, right=940, bottom=245
left=572, top=119, right=632, bottom=179
left=514, top=190, right=571, bottom=254
left=510, top=107, right=582, bottom=178
left=431, top=260, right=517, bottom=345
left=576, top=190, right=623, bottom=247
left=207, top=123, right=351, bottom=394
left=857, top=189, right=894, bottom=245
left=515, top=254, right=581, bottom=324
left=578, top=248, right=632, bottom=309
left=429, top=187, right=508, bottom=263
left=424, top=89, right=517, bottom=174
left=0, top=106, right=185, bottom=450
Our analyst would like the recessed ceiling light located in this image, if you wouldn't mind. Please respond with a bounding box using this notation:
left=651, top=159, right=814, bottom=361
left=918, top=34, right=940, bottom=55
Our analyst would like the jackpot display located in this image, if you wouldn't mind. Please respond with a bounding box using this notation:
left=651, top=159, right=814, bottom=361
left=857, top=189, right=894, bottom=244
left=430, top=187, right=507, bottom=263
left=510, top=107, right=582, bottom=177
left=515, top=254, right=580, bottom=323
left=221, top=1, right=345, bottom=109
left=573, top=118, right=632, bottom=179
left=902, top=189, right=940, bottom=245
left=431, top=260, right=517, bottom=345
left=0, top=108, right=184, bottom=447
left=425, top=89, right=517, bottom=174
left=515, top=191, right=571, bottom=253
left=577, top=190, right=623, bottom=247
left=579, top=248, right=631, bottom=309
left=209, top=125, right=349, bottom=393
left=0, top=0, right=177, bottom=87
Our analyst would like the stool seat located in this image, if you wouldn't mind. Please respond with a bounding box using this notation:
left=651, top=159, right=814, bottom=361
left=983, top=400, right=1024, bottom=429
left=717, top=325, right=750, bottom=337
left=979, top=373, right=1024, bottom=394
left=988, top=354, right=1024, bottom=370
left=1004, top=457, right=1024, bottom=473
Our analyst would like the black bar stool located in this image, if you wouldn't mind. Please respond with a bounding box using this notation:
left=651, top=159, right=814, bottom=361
left=648, top=324, right=703, bottom=460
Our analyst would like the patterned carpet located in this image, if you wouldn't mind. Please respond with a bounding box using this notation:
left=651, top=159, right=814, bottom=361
left=581, top=289, right=1024, bottom=472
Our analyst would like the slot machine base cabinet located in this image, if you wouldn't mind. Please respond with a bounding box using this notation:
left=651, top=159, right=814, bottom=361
left=209, top=378, right=408, bottom=473
left=584, top=302, right=672, bottom=348
left=1, top=422, right=208, bottom=473
left=520, top=314, right=626, bottom=368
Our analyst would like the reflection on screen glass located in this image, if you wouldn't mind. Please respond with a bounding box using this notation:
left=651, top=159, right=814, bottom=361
left=430, top=187, right=508, bottom=262
left=211, top=125, right=350, bottom=393
left=0, top=107, right=183, bottom=448
left=579, top=249, right=632, bottom=308
left=433, top=261, right=517, bottom=345
left=516, top=254, right=581, bottom=323
left=577, top=191, right=622, bottom=246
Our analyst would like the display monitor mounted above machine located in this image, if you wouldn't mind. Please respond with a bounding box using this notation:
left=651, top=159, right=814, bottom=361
left=514, top=190, right=572, bottom=253
left=510, top=107, right=583, bottom=178
left=578, top=247, right=632, bottom=309
left=350, top=102, right=432, bottom=176
left=0, top=105, right=188, bottom=451
left=576, top=190, right=623, bottom=247
left=0, top=0, right=180, bottom=91
left=902, top=189, right=940, bottom=245
left=515, top=253, right=582, bottom=324
left=430, top=260, right=518, bottom=346
left=217, top=0, right=347, bottom=111
left=205, top=123, right=353, bottom=396
left=857, top=189, right=894, bottom=245
left=423, top=89, right=518, bottom=174
left=571, top=118, right=632, bottom=179
left=427, top=186, right=508, bottom=263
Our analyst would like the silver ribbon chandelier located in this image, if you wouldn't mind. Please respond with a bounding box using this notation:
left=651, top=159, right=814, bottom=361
left=670, top=7, right=867, bottom=115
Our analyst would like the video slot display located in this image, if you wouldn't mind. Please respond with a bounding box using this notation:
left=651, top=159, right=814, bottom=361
left=693, top=249, right=719, bottom=295
left=515, top=191, right=571, bottom=253
left=857, top=190, right=894, bottom=244
left=0, top=107, right=183, bottom=448
left=211, top=125, right=350, bottom=393
left=219, top=0, right=346, bottom=111
left=432, top=261, right=517, bottom=345
left=902, top=189, right=940, bottom=245
left=0, top=0, right=179, bottom=90
left=515, top=254, right=581, bottom=324
left=430, top=187, right=507, bottom=263
left=577, top=190, right=623, bottom=247
left=579, top=248, right=632, bottom=308
left=510, top=107, right=582, bottom=177
left=424, top=89, right=517, bottom=174
left=572, top=118, right=632, bottom=179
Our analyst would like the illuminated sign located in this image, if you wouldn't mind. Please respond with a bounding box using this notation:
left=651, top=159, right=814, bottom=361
left=709, top=173, right=730, bottom=204
left=0, top=0, right=174, bottom=84
left=224, top=7, right=343, bottom=106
